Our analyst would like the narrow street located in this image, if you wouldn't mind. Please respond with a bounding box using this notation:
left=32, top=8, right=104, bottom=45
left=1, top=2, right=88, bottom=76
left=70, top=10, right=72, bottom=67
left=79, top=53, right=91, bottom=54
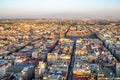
left=67, top=38, right=76, bottom=80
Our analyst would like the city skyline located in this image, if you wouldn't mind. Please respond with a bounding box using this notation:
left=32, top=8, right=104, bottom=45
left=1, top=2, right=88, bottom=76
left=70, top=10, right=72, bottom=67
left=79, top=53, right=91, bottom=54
left=0, top=0, right=120, bottom=19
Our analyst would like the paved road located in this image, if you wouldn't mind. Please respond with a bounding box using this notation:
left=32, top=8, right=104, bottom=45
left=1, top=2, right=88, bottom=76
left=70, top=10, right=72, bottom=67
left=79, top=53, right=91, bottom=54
left=67, top=37, right=77, bottom=80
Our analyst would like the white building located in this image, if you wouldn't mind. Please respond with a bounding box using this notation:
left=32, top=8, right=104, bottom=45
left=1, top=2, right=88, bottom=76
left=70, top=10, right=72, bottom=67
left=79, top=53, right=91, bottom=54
left=0, top=60, right=10, bottom=77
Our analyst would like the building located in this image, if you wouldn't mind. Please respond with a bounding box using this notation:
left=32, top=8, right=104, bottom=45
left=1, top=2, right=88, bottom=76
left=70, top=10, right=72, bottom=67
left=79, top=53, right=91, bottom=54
left=116, top=63, right=120, bottom=77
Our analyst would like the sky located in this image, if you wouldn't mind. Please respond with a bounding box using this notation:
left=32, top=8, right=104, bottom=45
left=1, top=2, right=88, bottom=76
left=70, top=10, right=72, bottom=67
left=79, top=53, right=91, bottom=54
left=0, top=0, right=120, bottom=19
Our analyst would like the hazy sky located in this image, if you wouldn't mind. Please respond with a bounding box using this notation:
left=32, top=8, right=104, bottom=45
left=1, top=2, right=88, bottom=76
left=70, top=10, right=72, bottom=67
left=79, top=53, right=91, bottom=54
left=0, top=0, right=120, bottom=19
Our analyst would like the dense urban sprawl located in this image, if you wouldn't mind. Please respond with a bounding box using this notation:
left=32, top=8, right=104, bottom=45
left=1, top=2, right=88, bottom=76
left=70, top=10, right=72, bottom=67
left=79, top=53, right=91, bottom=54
left=0, top=19, right=120, bottom=80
